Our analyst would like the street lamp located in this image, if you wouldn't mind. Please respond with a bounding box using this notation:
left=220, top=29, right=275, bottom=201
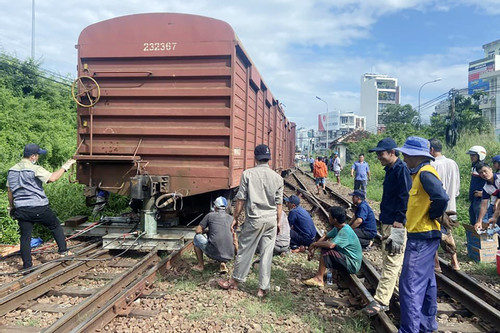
left=315, top=96, right=329, bottom=151
left=418, top=78, right=441, bottom=125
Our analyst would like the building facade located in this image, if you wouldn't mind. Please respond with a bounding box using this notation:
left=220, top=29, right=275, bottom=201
left=296, top=127, right=316, bottom=156
left=360, top=73, right=400, bottom=133
left=468, top=39, right=500, bottom=138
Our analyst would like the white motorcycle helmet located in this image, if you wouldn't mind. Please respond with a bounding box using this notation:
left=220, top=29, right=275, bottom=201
left=213, top=196, right=228, bottom=209
left=466, top=145, right=487, bottom=161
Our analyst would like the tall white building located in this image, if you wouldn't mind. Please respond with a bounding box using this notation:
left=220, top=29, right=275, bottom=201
left=468, top=39, right=500, bottom=137
left=360, top=73, right=400, bottom=133
left=296, top=128, right=316, bottom=155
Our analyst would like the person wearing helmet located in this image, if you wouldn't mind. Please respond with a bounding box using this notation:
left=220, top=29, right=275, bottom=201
left=492, top=155, right=500, bottom=173
left=466, top=146, right=487, bottom=225
left=192, top=196, right=235, bottom=273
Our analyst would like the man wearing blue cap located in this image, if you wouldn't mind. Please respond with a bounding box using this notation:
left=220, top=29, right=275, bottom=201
left=284, top=195, right=317, bottom=252
left=192, top=196, right=235, bottom=273
left=363, top=138, right=412, bottom=316
left=396, top=136, right=448, bottom=333
left=7, top=144, right=76, bottom=270
left=348, top=190, right=377, bottom=249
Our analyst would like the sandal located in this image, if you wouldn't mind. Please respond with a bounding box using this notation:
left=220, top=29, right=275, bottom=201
left=303, top=277, right=324, bottom=288
left=257, top=289, right=268, bottom=298
left=362, top=300, right=389, bottom=317
left=219, top=263, right=229, bottom=274
left=217, top=279, right=238, bottom=290
left=191, top=265, right=204, bottom=272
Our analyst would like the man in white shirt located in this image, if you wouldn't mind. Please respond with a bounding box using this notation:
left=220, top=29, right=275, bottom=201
left=332, top=152, right=342, bottom=185
left=429, top=138, right=460, bottom=271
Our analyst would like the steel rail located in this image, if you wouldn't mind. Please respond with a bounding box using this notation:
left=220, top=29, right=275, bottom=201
left=68, top=241, right=194, bottom=332
left=341, top=271, right=398, bottom=333
left=0, top=249, right=111, bottom=316
left=0, top=241, right=101, bottom=299
left=435, top=272, right=500, bottom=328
left=438, top=257, right=500, bottom=309
left=296, top=166, right=500, bottom=329
left=43, top=248, right=160, bottom=333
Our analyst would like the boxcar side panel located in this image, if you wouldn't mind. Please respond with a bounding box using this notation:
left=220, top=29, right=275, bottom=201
left=75, top=13, right=292, bottom=198
left=75, top=14, right=235, bottom=196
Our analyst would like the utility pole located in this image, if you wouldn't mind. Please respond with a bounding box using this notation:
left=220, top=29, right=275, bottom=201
left=31, top=0, right=35, bottom=59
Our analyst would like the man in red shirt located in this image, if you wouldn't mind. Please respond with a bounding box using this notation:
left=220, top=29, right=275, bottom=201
left=313, top=156, right=328, bottom=194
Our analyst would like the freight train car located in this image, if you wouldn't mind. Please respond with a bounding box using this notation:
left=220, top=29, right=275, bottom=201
left=72, top=13, right=295, bottom=223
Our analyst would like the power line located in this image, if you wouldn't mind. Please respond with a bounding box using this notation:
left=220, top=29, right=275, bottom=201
left=0, top=54, right=72, bottom=88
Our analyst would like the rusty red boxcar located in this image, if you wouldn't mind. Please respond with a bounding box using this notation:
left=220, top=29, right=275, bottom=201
left=73, top=13, right=295, bottom=202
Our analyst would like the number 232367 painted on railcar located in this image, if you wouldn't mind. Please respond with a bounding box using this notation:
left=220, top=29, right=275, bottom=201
left=143, top=42, right=177, bottom=52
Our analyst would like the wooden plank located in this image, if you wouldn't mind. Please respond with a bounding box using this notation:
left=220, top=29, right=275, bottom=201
left=47, top=286, right=98, bottom=298
left=437, top=302, right=470, bottom=317
left=82, top=272, right=118, bottom=280
left=324, top=296, right=350, bottom=307
left=127, top=308, right=160, bottom=318
left=64, top=216, right=88, bottom=228
left=108, top=260, right=136, bottom=268
left=27, top=303, right=70, bottom=314
left=140, top=290, right=168, bottom=299
left=437, top=322, right=482, bottom=333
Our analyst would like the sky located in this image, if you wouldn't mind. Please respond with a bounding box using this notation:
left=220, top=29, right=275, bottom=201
left=1, top=0, right=500, bottom=130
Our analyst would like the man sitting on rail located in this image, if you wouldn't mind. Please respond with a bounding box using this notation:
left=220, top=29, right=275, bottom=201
left=303, top=206, right=362, bottom=287
left=285, top=195, right=317, bottom=253
left=313, top=156, right=328, bottom=194
left=348, top=190, right=377, bottom=249
left=192, top=196, right=235, bottom=274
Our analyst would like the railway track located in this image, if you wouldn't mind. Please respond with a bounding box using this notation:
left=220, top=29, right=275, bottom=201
left=285, top=168, right=500, bottom=332
left=284, top=171, right=397, bottom=333
left=0, top=239, right=193, bottom=332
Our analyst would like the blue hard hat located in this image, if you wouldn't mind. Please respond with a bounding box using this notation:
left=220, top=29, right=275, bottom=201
left=214, top=196, right=228, bottom=208
left=492, top=155, right=500, bottom=163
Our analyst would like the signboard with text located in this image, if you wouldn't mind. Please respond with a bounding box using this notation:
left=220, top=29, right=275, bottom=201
left=468, top=59, right=495, bottom=95
left=317, top=112, right=339, bottom=132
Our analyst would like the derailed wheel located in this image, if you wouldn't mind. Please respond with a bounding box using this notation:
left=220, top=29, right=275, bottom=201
left=71, top=76, right=100, bottom=107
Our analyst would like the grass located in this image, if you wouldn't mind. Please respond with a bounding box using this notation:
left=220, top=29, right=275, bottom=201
left=16, top=318, right=40, bottom=327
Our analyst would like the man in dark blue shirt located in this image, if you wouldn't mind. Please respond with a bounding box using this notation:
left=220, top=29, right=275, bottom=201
left=466, top=146, right=487, bottom=225
left=348, top=190, right=377, bottom=248
left=363, top=137, right=412, bottom=316
left=285, top=195, right=317, bottom=252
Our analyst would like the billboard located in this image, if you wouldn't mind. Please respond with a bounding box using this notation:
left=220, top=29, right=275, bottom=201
left=317, top=112, right=340, bottom=132
left=468, top=59, right=495, bottom=95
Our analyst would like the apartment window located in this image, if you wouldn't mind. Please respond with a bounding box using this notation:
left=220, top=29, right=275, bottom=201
left=377, top=81, right=395, bottom=89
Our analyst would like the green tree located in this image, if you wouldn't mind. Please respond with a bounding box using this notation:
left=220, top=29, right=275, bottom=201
left=430, top=92, right=491, bottom=140
left=380, top=104, right=419, bottom=127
